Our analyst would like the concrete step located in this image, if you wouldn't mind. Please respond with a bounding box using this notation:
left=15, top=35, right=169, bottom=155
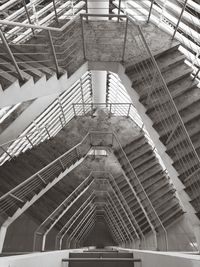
left=131, top=61, right=192, bottom=98
left=153, top=107, right=200, bottom=146
left=114, top=133, right=145, bottom=159
left=162, top=207, right=184, bottom=228
left=148, top=87, right=200, bottom=130
left=125, top=142, right=153, bottom=163
left=140, top=75, right=198, bottom=106
left=11, top=46, right=55, bottom=79
left=127, top=47, right=185, bottom=86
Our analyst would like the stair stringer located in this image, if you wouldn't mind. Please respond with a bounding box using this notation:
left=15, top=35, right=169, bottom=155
left=0, top=62, right=88, bottom=107
left=0, top=94, right=57, bottom=145
left=0, top=155, right=85, bottom=253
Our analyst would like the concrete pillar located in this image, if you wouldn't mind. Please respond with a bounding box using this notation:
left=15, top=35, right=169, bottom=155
left=88, top=0, right=109, bottom=105
left=194, top=225, right=200, bottom=251
left=91, top=70, right=107, bottom=104
left=87, top=0, right=109, bottom=17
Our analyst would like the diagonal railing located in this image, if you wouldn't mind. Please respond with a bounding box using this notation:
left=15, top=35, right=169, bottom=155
left=0, top=71, right=92, bottom=166
left=0, top=131, right=174, bottom=250
left=0, top=132, right=90, bottom=216
left=126, top=16, right=200, bottom=218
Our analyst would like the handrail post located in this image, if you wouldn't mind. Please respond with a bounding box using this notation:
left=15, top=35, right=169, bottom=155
left=193, top=68, right=200, bottom=80
left=109, top=103, right=112, bottom=117
left=22, top=0, right=35, bottom=37
left=72, top=104, right=76, bottom=117
left=85, top=0, right=88, bottom=21
left=52, top=0, right=59, bottom=26
left=47, top=29, right=60, bottom=78
left=80, top=15, right=86, bottom=59
left=58, top=97, right=66, bottom=125
left=122, top=17, right=128, bottom=62
left=80, top=78, right=86, bottom=115
left=59, top=116, right=64, bottom=128
left=26, top=135, right=34, bottom=147
left=147, top=0, right=155, bottom=23
left=172, top=0, right=188, bottom=40
left=0, top=28, right=24, bottom=82
left=0, top=146, right=13, bottom=160
left=127, top=103, right=131, bottom=117
left=118, top=0, right=122, bottom=22
left=45, top=125, right=51, bottom=139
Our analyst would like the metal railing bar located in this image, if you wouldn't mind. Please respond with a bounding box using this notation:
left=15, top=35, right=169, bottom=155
left=104, top=206, right=126, bottom=243
left=106, top=192, right=133, bottom=241
left=0, top=132, right=90, bottom=202
left=172, top=0, right=188, bottom=40
left=62, top=258, right=142, bottom=262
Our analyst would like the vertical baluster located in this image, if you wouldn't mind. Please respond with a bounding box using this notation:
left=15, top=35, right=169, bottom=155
left=0, top=28, right=24, bottom=82
left=48, top=30, right=60, bottom=78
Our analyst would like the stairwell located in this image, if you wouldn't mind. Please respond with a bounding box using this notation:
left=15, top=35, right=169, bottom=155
left=0, top=14, right=199, bottom=252
left=0, top=111, right=184, bottom=252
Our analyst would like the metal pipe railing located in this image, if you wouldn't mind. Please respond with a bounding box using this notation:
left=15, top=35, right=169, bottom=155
left=113, top=131, right=168, bottom=250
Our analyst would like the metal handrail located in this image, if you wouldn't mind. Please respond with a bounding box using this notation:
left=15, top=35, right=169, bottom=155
left=112, top=131, right=168, bottom=251
left=0, top=102, right=130, bottom=165
left=127, top=16, right=200, bottom=214
left=27, top=131, right=172, bottom=251
left=0, top=13, right=126, bottom=32
left=0, top=132, right=90, bottom=204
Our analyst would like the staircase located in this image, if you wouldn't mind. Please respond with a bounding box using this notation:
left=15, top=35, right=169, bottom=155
left=125, top=44, right=200, bottom=218
left=114, top=132, right=184, bottom=233
left=0, top=130, right=89, bottom=226
left=63, top=250, right=141, bottom=267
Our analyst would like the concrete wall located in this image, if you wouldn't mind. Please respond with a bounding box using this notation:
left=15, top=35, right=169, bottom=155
left=3, top=213, right=58, bottom=253
left=133, top=250, right=200, bottom=267
left=0, top=249, right=83, bottom=267
left=0, top=248, right=199, bottom=267
left=0, top=94, right=57, bottom=145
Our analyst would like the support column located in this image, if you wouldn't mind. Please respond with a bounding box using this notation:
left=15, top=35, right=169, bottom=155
left=88, top=0, right=109, bottom=106
left=194, top=225, right=200, bottom=251
left=91, top=70, right=107, bottom=105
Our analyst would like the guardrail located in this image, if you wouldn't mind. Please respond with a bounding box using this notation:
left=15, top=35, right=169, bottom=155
left=72, top=102, right=132, bottom=117
left=28, top=131, right=168, bottom=251
left=0, top=132, right=90, bottom=216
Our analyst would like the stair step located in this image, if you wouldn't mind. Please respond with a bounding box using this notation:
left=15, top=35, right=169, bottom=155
left=125, top=43, right=180, bottom=74
left=11, top=48, right=55, bottom=79
left=162, top=208, right=184, bottom=228
left=141, top=75, right=198, bottom=106
left=127, top=49, right=185, bottom=85
left=132, top=62, right=193, bottom=99
left=0, top=67, right=18, bottom=90
left=148, top=87, right=200, bottom=128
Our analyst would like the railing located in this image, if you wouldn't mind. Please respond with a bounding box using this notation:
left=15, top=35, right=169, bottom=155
left=55, top=193, right=96, bottom=249
left=0, top=132, right=91, bottom=216
left=112, top=132, right=168, bottom=251
left=115, top=0, right=200, bottom=80
left=0, top=71, right=92, bottom=166
left=34, top=175, right=106, bottom=251
left=1, top=0, right=86, bottom=43
left=0, top=13, right=127, bottom=86
left=29, top=131, right=171, bottom=251
left=125, top=16, right=200, bottom=217
left=0, top=9, right=198, bottom=241
left=72, top=102, right=132, bottom=117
